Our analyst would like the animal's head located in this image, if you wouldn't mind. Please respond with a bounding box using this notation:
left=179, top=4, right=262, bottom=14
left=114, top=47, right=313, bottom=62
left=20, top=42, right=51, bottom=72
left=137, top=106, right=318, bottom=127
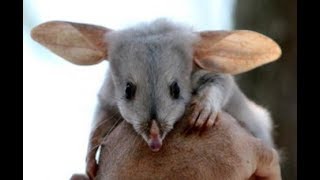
left=31, top=19, right=281, bottom=151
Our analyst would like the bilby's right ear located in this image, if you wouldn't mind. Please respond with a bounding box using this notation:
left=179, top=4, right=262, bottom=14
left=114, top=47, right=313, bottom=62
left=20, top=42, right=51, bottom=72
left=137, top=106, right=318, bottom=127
left=31, top=21, right=113, bottom=65
left=193, top=30, right=281, bottom=74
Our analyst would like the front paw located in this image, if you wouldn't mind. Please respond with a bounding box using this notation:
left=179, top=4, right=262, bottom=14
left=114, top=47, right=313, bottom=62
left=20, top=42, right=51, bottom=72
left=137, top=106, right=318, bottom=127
left=185, top=98, right=218, bottom=133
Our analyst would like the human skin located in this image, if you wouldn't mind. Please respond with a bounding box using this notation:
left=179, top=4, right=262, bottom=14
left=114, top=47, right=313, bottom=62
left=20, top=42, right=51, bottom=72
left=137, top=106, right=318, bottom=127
left=72, top=111, right=281, bottom=180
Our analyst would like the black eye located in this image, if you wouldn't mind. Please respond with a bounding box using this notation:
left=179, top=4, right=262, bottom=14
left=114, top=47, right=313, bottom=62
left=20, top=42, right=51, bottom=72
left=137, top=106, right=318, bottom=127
left=169, top=81, right=180, bottom=99
left=125, top=82, right=136, bottom=100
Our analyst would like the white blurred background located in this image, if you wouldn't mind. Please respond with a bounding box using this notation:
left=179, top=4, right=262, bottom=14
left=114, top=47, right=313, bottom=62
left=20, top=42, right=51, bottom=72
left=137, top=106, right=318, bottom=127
left=23, top=1, right=235, bottom=179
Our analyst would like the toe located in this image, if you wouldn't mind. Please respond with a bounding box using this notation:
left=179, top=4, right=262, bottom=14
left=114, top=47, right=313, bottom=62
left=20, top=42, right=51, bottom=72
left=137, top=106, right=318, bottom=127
left=188, top=105, right=202, bottom=127
left=194, top=108, right=211, bottom=129
left=205, top=112, right=218, bottom=128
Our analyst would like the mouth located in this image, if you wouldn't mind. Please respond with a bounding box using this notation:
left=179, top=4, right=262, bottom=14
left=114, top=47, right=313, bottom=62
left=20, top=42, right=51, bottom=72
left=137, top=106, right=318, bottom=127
left=147, top=120, right=163, bottom=152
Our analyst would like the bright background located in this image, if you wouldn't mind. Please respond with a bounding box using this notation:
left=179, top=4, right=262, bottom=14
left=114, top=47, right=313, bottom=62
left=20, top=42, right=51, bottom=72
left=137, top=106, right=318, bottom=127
left=24, top=0, right=297, bottom=179
left=23, top=1, right=236, bottom=180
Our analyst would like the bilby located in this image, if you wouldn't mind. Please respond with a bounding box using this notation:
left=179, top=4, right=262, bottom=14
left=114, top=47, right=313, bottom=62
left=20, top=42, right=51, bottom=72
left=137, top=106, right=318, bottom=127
left=31, top=19, right=281, bottom=179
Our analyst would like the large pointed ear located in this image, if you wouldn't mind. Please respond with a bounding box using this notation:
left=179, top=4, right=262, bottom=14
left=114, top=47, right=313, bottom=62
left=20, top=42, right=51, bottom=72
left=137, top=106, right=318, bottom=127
left=31, top=21, right=113, bottom=65
left=193, top=30, right=282, bottom=74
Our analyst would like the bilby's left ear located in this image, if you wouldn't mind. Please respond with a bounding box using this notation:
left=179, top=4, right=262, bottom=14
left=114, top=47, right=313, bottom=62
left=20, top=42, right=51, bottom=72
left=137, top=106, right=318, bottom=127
left=31, top=21, right=113, bottom=65
left=193, top=30, right=282, bottom=75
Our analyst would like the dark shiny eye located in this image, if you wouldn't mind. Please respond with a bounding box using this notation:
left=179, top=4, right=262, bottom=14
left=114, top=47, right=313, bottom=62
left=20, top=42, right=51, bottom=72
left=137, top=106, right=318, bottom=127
left=125, top=82, right=136, bottom=100
left=169, top=81, right=180, bottom=99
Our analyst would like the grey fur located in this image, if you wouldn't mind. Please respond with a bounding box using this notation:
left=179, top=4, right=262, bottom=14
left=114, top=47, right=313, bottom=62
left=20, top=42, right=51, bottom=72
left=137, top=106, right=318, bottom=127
left=191, top=70, right=273, bottom=147
left=101, top=19, right=197, bottom=143
left=89, top=19, right=274, bottom=161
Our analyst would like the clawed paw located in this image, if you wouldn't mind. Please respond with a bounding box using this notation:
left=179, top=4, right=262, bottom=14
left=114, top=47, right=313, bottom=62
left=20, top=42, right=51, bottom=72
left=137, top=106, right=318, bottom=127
left=184, top=99, right=218, bottom=134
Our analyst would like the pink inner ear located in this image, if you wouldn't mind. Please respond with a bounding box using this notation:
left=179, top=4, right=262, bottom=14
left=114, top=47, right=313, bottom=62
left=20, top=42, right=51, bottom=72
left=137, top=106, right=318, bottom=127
left=193, top=30, right=282, bottom=74
left=193, top=57, right=224, bottom=73
left=31, top=21, right=113, bottom=65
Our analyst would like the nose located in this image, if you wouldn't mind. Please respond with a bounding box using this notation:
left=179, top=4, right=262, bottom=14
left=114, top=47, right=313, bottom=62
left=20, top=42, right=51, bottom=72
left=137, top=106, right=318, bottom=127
left=150, top=139, right=162, bottom=152
left=148, top=120, right=162, bottom=152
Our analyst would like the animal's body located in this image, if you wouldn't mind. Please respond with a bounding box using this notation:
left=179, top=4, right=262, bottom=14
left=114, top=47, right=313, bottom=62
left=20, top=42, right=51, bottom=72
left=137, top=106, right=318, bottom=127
left=31, top=19, right=281, bottom=180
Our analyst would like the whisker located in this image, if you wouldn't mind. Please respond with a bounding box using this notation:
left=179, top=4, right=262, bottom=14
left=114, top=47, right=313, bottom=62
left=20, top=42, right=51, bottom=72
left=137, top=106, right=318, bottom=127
left=88, top=116, right=122, bottom=153
left=104, top=116, right=123, bottom=137
left=93, top=110, right=120, bottom=129
left=162, top=103, right=176, bottom=122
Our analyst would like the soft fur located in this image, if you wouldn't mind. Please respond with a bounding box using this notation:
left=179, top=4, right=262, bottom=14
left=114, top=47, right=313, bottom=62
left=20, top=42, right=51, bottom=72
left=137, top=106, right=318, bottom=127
left=31, top=19, right=280, bottom=180
left=89, top=19, right=275, bottom=179
left=100, top=19, right=198, bottom=142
